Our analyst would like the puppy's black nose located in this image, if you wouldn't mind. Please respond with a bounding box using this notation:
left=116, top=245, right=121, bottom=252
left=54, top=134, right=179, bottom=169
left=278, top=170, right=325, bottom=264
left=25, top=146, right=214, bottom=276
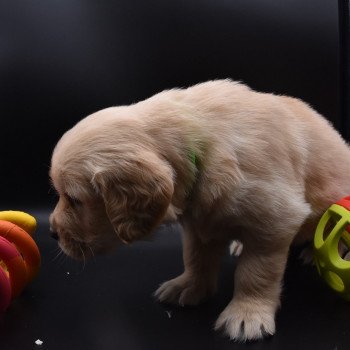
left=51, top=232, right=59, bottom=241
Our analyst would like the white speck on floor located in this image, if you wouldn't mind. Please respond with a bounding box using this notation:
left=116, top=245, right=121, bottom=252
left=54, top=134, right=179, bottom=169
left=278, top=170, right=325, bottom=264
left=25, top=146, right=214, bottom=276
left=35, top=339, right=43, bottom=346
left=165, top=310, right=172, bottom=318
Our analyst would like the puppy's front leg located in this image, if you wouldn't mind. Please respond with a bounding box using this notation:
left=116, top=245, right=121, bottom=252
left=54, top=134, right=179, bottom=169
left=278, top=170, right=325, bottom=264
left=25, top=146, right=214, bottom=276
left=215, top=240, right=290, bottom=342
left=155, top=228, right=226, bottom=306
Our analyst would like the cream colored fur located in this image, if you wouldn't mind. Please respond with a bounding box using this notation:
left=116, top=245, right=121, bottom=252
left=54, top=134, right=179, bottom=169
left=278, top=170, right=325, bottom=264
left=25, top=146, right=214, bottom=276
left=49, top=80, right=350, bottom=341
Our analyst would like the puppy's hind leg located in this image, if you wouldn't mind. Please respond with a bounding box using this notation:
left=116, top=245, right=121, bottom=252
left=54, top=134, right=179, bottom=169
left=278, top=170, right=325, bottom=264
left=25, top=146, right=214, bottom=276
left=155, top=226, right=226, bottom=306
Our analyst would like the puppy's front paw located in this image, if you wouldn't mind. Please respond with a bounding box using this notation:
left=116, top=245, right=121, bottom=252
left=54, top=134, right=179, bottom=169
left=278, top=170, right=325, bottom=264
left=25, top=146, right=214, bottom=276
left=154, top=274, right=214, bottom=306
left=215, top=299, right=276, bottom=342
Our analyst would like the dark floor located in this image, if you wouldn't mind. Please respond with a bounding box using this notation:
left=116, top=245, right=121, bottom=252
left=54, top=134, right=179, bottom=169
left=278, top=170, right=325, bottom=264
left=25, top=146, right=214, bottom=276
left=0, top=210, right=349, bottom=350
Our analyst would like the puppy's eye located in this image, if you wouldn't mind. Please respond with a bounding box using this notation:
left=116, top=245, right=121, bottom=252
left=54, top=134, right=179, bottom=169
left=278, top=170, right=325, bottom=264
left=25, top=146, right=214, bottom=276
left=64, top=194, right=82, bottom=207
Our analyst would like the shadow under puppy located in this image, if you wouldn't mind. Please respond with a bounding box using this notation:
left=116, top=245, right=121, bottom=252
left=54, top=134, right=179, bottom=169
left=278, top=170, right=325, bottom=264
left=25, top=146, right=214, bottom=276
left=49, top=80, right=350, bottom=341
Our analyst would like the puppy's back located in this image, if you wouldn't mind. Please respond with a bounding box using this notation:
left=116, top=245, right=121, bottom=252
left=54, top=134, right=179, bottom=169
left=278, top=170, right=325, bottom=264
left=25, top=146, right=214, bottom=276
left=184, top=80, right=350, bottom=216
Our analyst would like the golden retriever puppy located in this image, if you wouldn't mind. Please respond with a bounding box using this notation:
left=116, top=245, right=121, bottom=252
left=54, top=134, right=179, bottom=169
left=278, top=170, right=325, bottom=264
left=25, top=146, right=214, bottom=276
left=49, top=80, right=350, bottom=341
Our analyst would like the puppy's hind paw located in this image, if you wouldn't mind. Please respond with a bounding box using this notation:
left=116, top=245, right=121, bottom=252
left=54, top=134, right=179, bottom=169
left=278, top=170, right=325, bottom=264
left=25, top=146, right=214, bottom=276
left=344, top=251, right=350, bottom=261
left=229, top=240, right=243, bottom=257
left=298, top=245, right=315, bottom=265
left=214, top=299, right=275, bottom=342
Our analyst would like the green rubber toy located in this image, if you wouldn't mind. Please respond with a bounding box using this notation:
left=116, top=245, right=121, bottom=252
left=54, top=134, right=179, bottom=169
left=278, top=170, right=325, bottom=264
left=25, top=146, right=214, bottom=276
left=314, top=196, right=350, bottom=300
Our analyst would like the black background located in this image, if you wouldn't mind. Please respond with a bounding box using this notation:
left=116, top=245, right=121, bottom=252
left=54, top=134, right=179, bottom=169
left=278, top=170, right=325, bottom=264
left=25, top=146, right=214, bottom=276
left=0, top=0, right=340, bottom=207
left=1, top=1, right=350, bottom=350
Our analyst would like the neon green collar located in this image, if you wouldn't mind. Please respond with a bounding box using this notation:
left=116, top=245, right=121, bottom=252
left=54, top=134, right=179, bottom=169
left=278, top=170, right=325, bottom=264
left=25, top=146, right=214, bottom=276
left=189, top=151, right=197, bottom=167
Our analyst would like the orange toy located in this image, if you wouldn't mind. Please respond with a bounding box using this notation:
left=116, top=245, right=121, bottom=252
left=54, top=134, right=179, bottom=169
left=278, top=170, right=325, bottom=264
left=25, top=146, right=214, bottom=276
left=0, top=236, right=27, bottom=299
left=0, top=265, right=11, bottom=312
left=0, top=220, right=40, bottom=282
left=0, top=211, right=40, bottom=312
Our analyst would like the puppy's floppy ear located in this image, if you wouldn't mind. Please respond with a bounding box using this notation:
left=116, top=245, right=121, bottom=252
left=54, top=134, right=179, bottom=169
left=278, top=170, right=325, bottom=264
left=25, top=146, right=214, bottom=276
left=92, top=151, right=174, bottom=244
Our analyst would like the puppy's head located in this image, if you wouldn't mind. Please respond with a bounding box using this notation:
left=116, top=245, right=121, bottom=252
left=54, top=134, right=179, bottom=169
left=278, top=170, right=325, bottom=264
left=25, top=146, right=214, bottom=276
left=50, top=116, right=174, bottom=260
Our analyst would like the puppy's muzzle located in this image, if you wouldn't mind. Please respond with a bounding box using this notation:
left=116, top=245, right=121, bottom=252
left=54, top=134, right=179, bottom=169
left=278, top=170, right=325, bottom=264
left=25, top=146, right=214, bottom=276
left=49, top=216, right=60, bottom=240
